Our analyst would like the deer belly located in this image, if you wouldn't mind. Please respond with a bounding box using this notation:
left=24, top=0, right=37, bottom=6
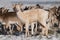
left=8, top=21, right=18, bottom=24
left=18, top=17, right=26, bottom=23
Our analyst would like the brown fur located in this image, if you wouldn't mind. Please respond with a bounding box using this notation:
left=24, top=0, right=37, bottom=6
left=14, top=4, right=49, bottom=36
left=2, top=11, right=22, bottom=34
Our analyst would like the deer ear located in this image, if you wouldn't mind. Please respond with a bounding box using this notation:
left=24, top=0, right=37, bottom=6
left=12, top=4, right=16, bottom=8
left=20, top=3, right=23, bottom=6
left=17, top=2, right=23, bottom=6
left=18, top=3, right=23, bottom=7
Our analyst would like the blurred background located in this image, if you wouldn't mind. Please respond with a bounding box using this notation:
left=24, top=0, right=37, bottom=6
left=0, top=0, right=60, bottom=11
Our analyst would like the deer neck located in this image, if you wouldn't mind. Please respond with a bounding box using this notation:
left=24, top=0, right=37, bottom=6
left=17, top=9, right=23, bottom=15
left=16, top=10, right=26, bottom=23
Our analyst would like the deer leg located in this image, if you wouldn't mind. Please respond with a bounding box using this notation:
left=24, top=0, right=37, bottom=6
left=42, top=27, right=45, bottom=35
left=18, top=21, right=23, bottom=32
left=6, top=23, right=9, bottom=29
left=39, top=19, right=48, bottom=36
left=31, top=23, right=34, bottom=35
left=21, top=26, right=22, bottom=32
left=19, top=23, right=22, bottom=32
left=25, top=23, right=29, bottom=37
left=45, top=28, right=48, bottom=36
left=17, top=25, right=21, bottom=31
left=6, top=23, right=10, bottom=34
left=42, top=25, right=48, bottom=36
left=9, top=24, right=12, bottom=35
left=35, top=22, right=37, bottom=33
left=44, top=21, right=48, bottom=36
left=59, top=22, right=60, bottom=28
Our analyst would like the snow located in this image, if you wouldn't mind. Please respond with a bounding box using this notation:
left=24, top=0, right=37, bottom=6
left=0, top=34, right=60, bottom=40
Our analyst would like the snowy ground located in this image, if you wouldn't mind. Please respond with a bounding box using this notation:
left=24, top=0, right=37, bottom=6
left=0, top=33, right=60, bottom=40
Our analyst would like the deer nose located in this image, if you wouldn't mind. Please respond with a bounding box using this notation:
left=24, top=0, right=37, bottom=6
left=54, top=23, right=59, bottom=27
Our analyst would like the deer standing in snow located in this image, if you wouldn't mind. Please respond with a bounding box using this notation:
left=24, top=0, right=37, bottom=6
left=14, top=4, right=49, bottom=37
left=2, top=8, right=22, bottom=34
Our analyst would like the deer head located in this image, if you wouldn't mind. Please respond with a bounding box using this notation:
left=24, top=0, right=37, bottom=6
left=49, top=6, right=57, bottom=16
left=2, top=7, right=9, bottom=14
left=12, top=3, right=23, bottom=12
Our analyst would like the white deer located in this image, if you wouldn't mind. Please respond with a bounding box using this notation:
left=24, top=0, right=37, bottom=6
left=14, top=4, right=49, bottom=37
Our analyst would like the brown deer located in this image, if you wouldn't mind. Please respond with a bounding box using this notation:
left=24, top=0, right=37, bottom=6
left=2, top=8, right=22, bottom=34
left=49, top=6, right=58, bottom=28
left=47, top=6, right=59, bottom=34
left=14, top=4, right=49, bottom=37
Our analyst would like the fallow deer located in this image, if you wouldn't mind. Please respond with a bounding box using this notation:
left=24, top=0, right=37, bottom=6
left=14, top=4, right=49, bottom=37
left=2, top=8, right=23, bottom=34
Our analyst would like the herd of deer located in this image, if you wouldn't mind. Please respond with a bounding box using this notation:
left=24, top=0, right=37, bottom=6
left=0, top=4, right=60, bottom=37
